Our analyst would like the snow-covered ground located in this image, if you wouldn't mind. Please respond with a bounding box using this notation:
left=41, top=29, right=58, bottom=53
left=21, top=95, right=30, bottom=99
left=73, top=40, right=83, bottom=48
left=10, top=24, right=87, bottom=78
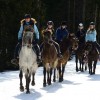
left=0, top=59, right=100, bottom=100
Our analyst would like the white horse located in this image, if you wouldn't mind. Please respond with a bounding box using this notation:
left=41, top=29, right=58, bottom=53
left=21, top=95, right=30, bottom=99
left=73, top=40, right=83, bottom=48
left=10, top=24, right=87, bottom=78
left=19, top=26, right=38, bottom=94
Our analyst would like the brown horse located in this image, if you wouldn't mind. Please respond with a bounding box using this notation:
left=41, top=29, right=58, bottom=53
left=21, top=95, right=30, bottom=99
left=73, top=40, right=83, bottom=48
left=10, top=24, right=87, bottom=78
left=41, top=31, right=58, bottom=87
left=57, top=33, right=78, bottom=82
left=75, top=44, right=87, bottom=72
left=84, top=41, right=99, bottom=75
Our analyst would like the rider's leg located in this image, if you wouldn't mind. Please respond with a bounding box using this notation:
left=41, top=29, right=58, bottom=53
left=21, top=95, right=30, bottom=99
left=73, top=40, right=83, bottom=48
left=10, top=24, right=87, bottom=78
left=11, top=42, right=21, bottom=65
left=94, top=42, right=100, bottom=60
left=93, top=42, right=100, bottom=53
left=40, top=42, right=44, bottom=52
left=52, top=40, right=62, bottom=58
left=14, top=43, right=21, bottom=59
left=34, top=44, right=41, bottom=63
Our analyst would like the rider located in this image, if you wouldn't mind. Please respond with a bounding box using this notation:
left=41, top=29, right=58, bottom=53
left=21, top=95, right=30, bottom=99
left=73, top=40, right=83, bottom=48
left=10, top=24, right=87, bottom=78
left=76, top=23, right=86, bottom=46
left=55, top=21, right=69, bottom=44
left=41, top=21, right=62, bottom=58
left=12, top=14, right=41, bottom=65
left=45, top=21, right=55, bottom=39
left=85, top=22, right=100, bottom=55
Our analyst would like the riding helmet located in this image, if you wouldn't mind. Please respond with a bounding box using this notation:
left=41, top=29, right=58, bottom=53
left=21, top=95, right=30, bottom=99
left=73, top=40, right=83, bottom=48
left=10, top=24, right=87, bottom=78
left=47, top=21, right=54, bottom=26
left=61, top=21, right=67, bottom=26
left=90, top=22, right=95, bottom=25
left=24, top=14, right=31, bottom=19
left=79, top=23, right=83, bottom=27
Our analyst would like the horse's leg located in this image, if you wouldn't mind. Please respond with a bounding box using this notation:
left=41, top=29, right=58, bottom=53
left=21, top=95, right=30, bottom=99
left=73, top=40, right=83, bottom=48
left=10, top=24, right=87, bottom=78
left=58, top=66, right=62, bottom=82
left=93, top=60, right=97, bottom=75
left=25, top=72, right=31, bottom=94
left=75, top=55, right=79, bottom=72
left=85, top=63, right=87, bottom=71
left=31, top=72, right=35, bottom=86
left=79, top=59, right=82, bottom=71
left=88, top=61, right=92, bottom=75
left=43, top=67, right=46, bottom=87
left=81, top=58, right=84, bottom=72
left=19, top=70, right=24, bottom=92
left=53, top=68, right=56, bottom=82
left=47, top=70, right=50, bottom=85
left=49, top=68, right=52, bottom=85
left=62, top=65, right=65, bottom=81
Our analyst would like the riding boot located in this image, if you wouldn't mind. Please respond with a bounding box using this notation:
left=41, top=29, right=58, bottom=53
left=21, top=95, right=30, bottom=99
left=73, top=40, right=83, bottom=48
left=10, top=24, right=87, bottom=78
left=52, top=40, right=62, bottom=58
left=34, top=44, right=41, bottom=63
left=11, top=42, right=21, bottom=66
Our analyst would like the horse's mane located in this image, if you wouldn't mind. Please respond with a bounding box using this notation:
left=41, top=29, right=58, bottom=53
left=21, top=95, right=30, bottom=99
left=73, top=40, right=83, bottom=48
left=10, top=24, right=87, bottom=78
left=60, top=36, right=71, bottom=54
left=23, top=25, right=34, bottom=32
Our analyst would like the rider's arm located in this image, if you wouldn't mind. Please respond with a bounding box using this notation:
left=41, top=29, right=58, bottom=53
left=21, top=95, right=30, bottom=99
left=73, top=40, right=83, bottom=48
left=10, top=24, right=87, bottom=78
left=18, top=25, right=23, bottom=40
left=93, top=30, right=97, bottom=42
left=34, top=24, right=39, bottom=40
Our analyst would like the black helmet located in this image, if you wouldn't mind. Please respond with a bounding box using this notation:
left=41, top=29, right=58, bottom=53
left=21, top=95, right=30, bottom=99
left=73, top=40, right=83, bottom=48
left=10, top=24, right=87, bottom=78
left=24, top=14, right=31, bottom=19
left=90, top=22, right=95, bottom=25
left=61, top=21, right=67, bottom=26
left=47, top=21, right=54, bottom=26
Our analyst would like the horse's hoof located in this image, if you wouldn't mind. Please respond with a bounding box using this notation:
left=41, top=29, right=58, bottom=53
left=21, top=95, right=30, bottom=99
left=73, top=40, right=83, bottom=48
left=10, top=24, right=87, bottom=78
left=59, top=78, right=63, bottom=82
left=31, top=82, right=35, bottom=86
left=48, top=82, right=51, bottom=85
left=76, top=69, right=79, bottom=72
left=43, top=83, right=46, bottom=87
left=26, top=91, right=30, bottom=94
left=20, top=86, right=24, bottom=92
left=85, top=67, right=87, bottom=71
left=92, top=72, right=95, bottom=75
left=81, top=70, right=84, bottom=72
left=53, top=79, right=56, bottom=82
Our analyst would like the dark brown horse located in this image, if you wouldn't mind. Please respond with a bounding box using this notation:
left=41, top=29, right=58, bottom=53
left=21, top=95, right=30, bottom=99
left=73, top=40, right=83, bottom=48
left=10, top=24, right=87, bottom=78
left=75, top=44, right=87, bottom=72
left=57, top=33, right=78, bottom=82
left=84, top=41, right=99, bottom=75
left=41, top=31, right=58, bottom=87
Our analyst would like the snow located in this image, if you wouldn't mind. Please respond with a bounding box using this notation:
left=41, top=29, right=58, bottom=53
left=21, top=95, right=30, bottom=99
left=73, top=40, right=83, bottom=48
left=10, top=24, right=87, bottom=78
left=0, top=58, right=100, bottom=100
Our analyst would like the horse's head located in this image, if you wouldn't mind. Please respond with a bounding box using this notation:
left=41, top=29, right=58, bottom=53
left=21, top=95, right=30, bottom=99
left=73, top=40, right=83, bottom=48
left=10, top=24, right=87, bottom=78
left=69, top=33, right=79, bottom=50
left=84, top=42, right=93, bottom=53
left=22, top=25, right=34, bottom=48
left=43, top=30, right=52, bottom=42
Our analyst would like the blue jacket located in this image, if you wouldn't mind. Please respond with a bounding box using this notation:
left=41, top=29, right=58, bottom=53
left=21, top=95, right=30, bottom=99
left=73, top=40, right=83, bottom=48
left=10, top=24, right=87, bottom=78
left=55, top=27, right=69, bottom=42
left=85, top=29, right=97, bottom=42
left=18, top=22, right=39, bottom=40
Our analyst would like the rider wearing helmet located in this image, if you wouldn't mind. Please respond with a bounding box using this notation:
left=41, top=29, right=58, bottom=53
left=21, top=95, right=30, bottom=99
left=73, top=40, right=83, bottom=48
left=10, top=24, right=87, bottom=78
left=85, top=22, right=100, bottom=55
left=41, top=21, right=62, bottom=58
left=12, top=14, right=41, bottom=65
left=76, top=23, right=86, bottom=46
left=55, top=21, right=69, bottom=44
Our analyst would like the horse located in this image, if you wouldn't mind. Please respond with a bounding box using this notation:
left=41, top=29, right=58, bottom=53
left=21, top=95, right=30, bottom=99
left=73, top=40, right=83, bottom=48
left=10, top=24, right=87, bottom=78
left=84, top=41, right=99, bottom=75
left=75, top=43, right=88, bottom=72
left=56, top=33, right=78, bottom=82
left=19, top=25, right=38, bottom=93
left=41, top=30, right=58, bottom=87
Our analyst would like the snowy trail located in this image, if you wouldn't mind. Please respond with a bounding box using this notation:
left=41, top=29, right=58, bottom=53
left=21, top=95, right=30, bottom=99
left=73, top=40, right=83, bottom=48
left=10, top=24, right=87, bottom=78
left=0, top=59, right=100, bottom=100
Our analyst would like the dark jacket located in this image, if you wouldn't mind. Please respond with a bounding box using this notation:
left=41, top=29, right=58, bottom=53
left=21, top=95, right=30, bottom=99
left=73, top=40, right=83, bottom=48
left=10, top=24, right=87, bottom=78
left=55, top=27, right=69, bottom=42
left=76, top=29, right=86, bottom=44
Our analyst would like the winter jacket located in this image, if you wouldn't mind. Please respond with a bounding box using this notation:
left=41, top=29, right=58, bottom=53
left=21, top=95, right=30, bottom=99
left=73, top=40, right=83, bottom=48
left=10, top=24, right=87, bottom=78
left=76, top=29, right=86, bottom=43
left=18, top=18, right=39, bottom=40
left=55, top=27, right=69, bottom=42
left=85, top=29, right=97, bottom=42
